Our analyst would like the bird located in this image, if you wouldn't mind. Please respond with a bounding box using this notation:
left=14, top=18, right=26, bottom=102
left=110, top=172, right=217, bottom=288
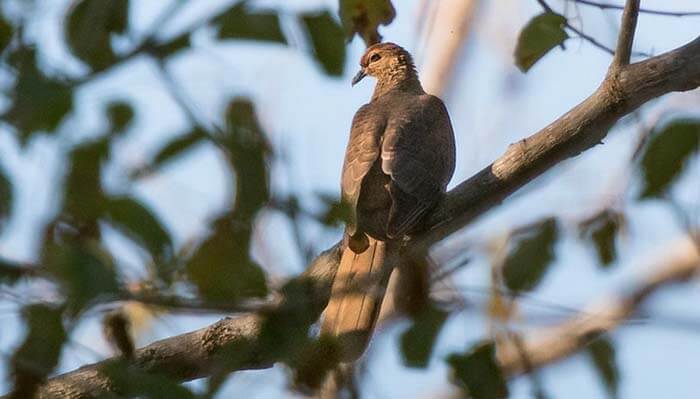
left=321, top=42, right=456, bottom=362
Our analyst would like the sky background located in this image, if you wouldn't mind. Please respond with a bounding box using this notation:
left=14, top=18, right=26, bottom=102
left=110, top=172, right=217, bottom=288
left=0, top=0, right=699, bottom=397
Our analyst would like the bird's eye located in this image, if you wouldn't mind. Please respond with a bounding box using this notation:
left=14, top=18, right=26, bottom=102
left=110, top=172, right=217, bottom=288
left=369, top=53, right=381, bottom=63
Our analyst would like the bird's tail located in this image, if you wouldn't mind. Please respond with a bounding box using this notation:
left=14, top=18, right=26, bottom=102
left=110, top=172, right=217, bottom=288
left=321, top=237, right=398, bottom=362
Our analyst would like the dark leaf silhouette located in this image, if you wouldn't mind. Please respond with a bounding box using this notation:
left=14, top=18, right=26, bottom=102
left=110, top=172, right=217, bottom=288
left=447, top=341, right=509, bottom=399
left=318, top=194, right=353, bottom=227
left=0, top=14, right=12, bottom=52
left=339, top=0, right=396, bottom=45
left=579, top=210, right=624, bottom=268
left=10, top=304, right=66, bottom=399
left=515, top=12, right=568, bottom=72
left=587, top=337, right=620, bottom=399
left=400, top=303, right=448, bottom=368
left=101, top=360, right=197, bottom=399
left=66, top=0, right=129, bottom=70
left=216, top=3, right=286, bottom=44
left=301, top=11, right=346, bottom=76
left=106, top=101, right=135, bottom=134
left=1, top=48, right=73, bottom=144
left=151, top=129, right=208, bottom=170
left=0, top=165, right=11, bottom=232
left=503, top=218, right=559, bottom=292
left=0, top=258, right=29, bottom=285
left=638, top=119, right=700, bottom=199
left=63, top=138, right=109, bottom=224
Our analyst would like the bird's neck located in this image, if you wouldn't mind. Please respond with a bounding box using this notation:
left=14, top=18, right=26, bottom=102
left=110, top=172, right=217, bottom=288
left=372, top=66, right=423, bottom=100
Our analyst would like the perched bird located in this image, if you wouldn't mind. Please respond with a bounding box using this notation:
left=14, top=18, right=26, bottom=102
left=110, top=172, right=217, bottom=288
left=321, top=42, right=456, bottom=362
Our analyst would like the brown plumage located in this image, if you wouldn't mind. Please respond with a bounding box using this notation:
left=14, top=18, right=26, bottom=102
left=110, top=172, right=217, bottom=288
left=321, top=43, right=456, bottom=361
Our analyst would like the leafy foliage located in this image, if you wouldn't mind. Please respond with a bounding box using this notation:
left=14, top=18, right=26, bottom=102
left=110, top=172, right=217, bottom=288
left=66, top=0, right=130, bottom=70
left=11, top=305, right=67, bottom=399
left=447, top=341, right=509, bottom=399
left=63, top=138, right=110, bottom=225
left=579, top=210, right=624, bottom=268
left=215, top=3, right=286, bottom=44
left=151, top=129, right=208, bottom=171
left=318, top=194, right=353, bottom=227
left=0, top=165, right=11, bottom=232
left=185, top=100, right=270, bottom=301
left=1, top=48, right=73, bottom=144
left=106, top=101, right=135, bottom=134
left=515, top=12, right=568, bottom=72
left=101, top=360, right=197, bottom=399
left=0, top=258, right=28, bottom=285
left=503, top=218, right=559, bottom=292
left=587, top=337, right=620, bottom=399
left=400, top=303, right=448, bottom=368
left=301, top=11, right=347, bottom=76
left=638, top=119, right=700, bottom=199
left=0, top=13, right=12, bottom=53
left=339, top=0, right=396, bottom=45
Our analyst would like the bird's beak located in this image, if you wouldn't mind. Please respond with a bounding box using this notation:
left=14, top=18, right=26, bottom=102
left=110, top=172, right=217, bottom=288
left=351, top=68, right=367, bottom=86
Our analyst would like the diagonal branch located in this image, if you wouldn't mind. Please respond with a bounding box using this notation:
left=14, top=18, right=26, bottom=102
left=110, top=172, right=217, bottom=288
left=612, top=0, right=641, bottom=67
left=11, top=28, right=700, bottom=399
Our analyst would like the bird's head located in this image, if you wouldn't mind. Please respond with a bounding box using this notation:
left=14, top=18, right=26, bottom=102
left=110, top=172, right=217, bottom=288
left=352, top=42, right=415, bottom=86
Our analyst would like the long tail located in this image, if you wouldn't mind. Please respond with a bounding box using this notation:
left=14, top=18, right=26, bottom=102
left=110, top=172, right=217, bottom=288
left=321, top=237, right=398, bottom=362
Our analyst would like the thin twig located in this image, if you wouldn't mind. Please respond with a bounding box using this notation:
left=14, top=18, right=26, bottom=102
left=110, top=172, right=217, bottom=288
left=569, top=0, right=700, bottom=17
left=612, top=0, right=641, bottom=67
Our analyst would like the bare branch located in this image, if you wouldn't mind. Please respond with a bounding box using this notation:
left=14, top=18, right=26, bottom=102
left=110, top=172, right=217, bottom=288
left=612, top=0, right=641, bottom=67
left=571, top=0, right=700, bottom=17
left=10, top=28, right=700, bottom=399
left=497, top=235, right=700, bottom=375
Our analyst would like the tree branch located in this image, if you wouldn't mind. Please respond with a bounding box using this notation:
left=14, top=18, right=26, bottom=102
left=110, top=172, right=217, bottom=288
left=13, top=28, right=700, bottom=399
left=612, top=0, right=641, bottom=67
left=497, top=235, right=700, bottom=375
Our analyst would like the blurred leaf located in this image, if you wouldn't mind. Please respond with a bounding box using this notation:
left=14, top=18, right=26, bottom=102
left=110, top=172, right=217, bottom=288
left=638, top=119, right=700, bottom=199
left=43, top=240, right=120, bottom=315
left=66, top=0, right=129, bottom=70
left=339, top=0, right=396, bottom=45
left=152, top=129, right=207, bottom=169
left=1, top=48, right=73, bottom=144
left=515, top=12, right=568, bottom=72
left=318, top=194, right=353, bottom=227
left=0, top=258, right=29, bottom=285
left=104, top=196, right=174, bottom=269
left=447, top=341, right=509, bottom=399
left=400, top=303, right=448, bottom=368
left=503, top=218, right=559, bottom=293
left=579, top=210, right=623, bottom=268
left=185, top=215, right=268, bottom=301
left=11, top=304, right=66, bottom=399
left=587, top=337, right=619, bottom=399
left=107, top=101, right=134, bottom=134
left=0, top=165, right=11, bottom=231
left=290, top=337, right=341, bottom=391
left=215, top=3, right=286, bottom=43
left=101, top=360, right=196, bottom=399
left=301, top=11, right=346, bottom=76
left=149, top=33, right=191, bottom=59
left=64, top=138, right=109, bottom=224
left=0, top=14, right=13, bottom=53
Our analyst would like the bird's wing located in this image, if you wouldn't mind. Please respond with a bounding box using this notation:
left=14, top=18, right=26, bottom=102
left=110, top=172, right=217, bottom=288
left=381, top=94, right=456, bottom=237
left=341, top=103, right=385, bottom=234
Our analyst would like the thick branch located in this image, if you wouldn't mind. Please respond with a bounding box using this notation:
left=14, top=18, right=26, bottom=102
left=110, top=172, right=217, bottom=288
left=497, top=236, right=700, bottom=375
left=16, top=31, right=700, bottom=399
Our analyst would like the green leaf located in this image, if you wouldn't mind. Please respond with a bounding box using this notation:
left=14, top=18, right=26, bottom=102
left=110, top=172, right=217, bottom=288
left=318, top=194, right=353, bottom=227
left=579, top=210, right=623, bottom=268
left=0, top=165, right=12, bottom=231
left=514, top=12, right=568, bottom=72
left=152, top=129, right=207, bottom=169
left=339, top=0, right=396, bottom=45
left=66, top=0, right=129, bottom=70
left=638, top=119, right=700, bottom=199
left=64, top=138, right=110, bottom=224
left=0, top=14, right=13, bottom=53
left=289, top=337, right=342, bottom=391
left=301, top=11, right=346, bottom=76
left=400, top=303, right=448, bottom=368
left=149, top=33, right=191, bottom=59
left=587, top=337, right=619, bottom=399
left=447, top=341, right=509, bottom=399
left=101, top=360, right=197, bottom=399
left=503, top=218, right=559, bottom=293
left=104, top=196, right=174, bottom=268
left=106, top=101, right=134, bottom=134
left=1, top=48, right=73, bottom=144
left=11, top=304, right=66, bottom=399
left=215, top=3, right=286, bottom=44
left=185, top=214, right=268, bottom=302
left=43, top=240, right=120, bottom=315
